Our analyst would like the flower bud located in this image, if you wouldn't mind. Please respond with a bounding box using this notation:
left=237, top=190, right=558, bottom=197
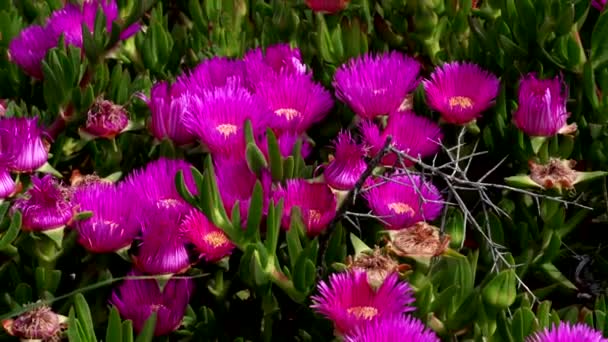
left=481, top=269, right=517, bottom=309
left=84, top=99, right=129, bottom=139
left=3, top=305, right=67, bottom=341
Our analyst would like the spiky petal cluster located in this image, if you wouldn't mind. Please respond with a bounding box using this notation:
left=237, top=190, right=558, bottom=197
left=311, top=271, right=415, bottom=334
left=1, top=117, right=48, bottom=172
left=84, top=99, right=129, bottom=138
left=181, top=209, right=235, bottom=263
left=343, top=315, right=440, bottom=342
left=111, top=272, right=193, bottom=336
left=513, top=74, right=570, bottom=137
left=324, top=131, right=367, bottom=191
left=333, top=52, right=421, bottom=119
left=8, top=26, right=57, bottom=79
left=13, top=175, right=73, bottom=231
left=255, top=73, right=333, bottom=134
left=361, top=111, right=442, bottom=166
left=134, top=207, right=190, bottom=275
left=81, top=0, right=140, bottom=40
left=147, top=81, right=197, bottom=145
left=306, top=0, right=350, bottom=13
left=273, top=180, right=337, bottom=236
left=121, top=158, right=197, bottom=214
left=364, top=175, right=443, bottom=230
left=183, top=85, right=270, bottom=157
left=526, top=322, right=608, bottom=342
left=423, top=62, right=500, bottom=125
left=71, top=183, right=140, bottom=253
left=0, top=170, right=15, bottom=199
left=185, top=57, right=247, bottom=91
left=244, top=43, right=308, bottom=86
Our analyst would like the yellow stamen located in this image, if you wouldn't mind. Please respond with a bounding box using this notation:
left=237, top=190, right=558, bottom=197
left=347, top=306, right=378, bottom=320
left=448, top=96, right=474, bottom=109
left=387, top=202, right=415, bottom=216
left=308, top=209, right=321, bottom=223
left=216, top=124, right=238, bottom=137
left=275, top=108, right=302, bottom=121
left=203, top=231, right=229, bottom=247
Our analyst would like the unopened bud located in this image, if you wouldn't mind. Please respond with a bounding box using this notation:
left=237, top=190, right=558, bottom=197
left=84, top=99, right=129, bottom=139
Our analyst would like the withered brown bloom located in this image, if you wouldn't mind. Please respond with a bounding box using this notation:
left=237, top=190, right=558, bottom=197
left=388, top=222, right=450, bottom=258
left=346, top=248, right=407, bottom=288
left=529, top=158, right=578, bottom=190
left=2, top=305, right=67, bottom=342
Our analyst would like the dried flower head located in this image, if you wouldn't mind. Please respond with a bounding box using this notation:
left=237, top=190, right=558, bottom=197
left=526, top=321, right=608, bottom=342
left=310, top=271, right=415, bottom=334
left=3, top=304, right=67, bottom=341
left=346, top=248, right=403, bottom=288
left=529, top=159, right=578, bottom=190
left=388, top=222, right=450, bottom=258
left=333, top=52, right=420, bottom=119
left=84, top=99, right=129, bottom=138
left=343, top=315, right=441, bottom=342
left=423, top=61, right=500, bottom=125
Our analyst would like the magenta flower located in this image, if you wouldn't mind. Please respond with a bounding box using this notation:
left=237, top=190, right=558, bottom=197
left=13, top=175, right=73, bottom=231
left=593, top=0, right=606, bottom=10
left=146, top=81, right=196, bottom=145
left=306, top=0, right=350, bottom=13
left=71, top=183, right=140, bottom=253
left=183, top=85, right=270, bottom=157
left=527, top=322, right=608, bottom=342
left=1, top=117, right=48, bottom=172
left=363, top=174, right=443, bottom=230
left=333, top=52, right=421, bottom=119
left=121, top=158, right=197, bottom=213
left=344, top=315, right=440, bottom=342
left=360, top=111, right=442, bottom=166
left=513, top=74, right=571, bottom=137
left=311, top=271, right=415, bottom=334
left=257, top=132, right=313, bottom=160
left=273, top=180, right=336, bottom=236
left=111, top=271, right=193, bottom=336
left=0, top=170, right=15, bottom=199
left=46, top=4, right=85, bottom=47
left=8, top=25, right=57, bottom=79
left=423, top=61, right=500, bottom=125
left=180, top=209, right=235, bottom=263
left=244, top=43, right=309, bottom=87
left=185, top=56, right=247, bottom=91
left=84, top=100, right=129, bottom=138
left=82, top=0, right=141, bottom=40
left=134, top=207, right=191, bottom=275
left=254, top=73, right=333, bottom=134
left=324, top=131, right=367, bottom=191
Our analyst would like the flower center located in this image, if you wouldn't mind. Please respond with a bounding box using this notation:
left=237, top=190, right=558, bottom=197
left=449, top=96, right=474, bottom=109
left=150, top=304, right=166, bottom=312
left=158, top=198, right=181, bottom=209
left=275, top=108, right=302, bottom=121
left=216, top=124, right=238, bottom=137
left=203, top=231, right=229, bottom=247
left=347, top=306, right=378, bottom=320
left=387, top=202, right=415, bottom=216
left=308, top=209, right=321, bottom=223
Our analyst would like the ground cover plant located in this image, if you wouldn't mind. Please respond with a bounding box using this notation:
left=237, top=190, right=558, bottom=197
left=0, top=0, right=608, bottom=341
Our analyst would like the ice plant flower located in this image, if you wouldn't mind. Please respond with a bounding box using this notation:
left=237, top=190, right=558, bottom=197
left=2, top=304, right=67, bottom=341
left=333, top=52, right=421, bottom=119
left=346, top=248, right=403, bottom=289
left=423, top=61, right=500, bottom=125
left=146, top=81, right=196, bottom=145
left=181, top=209, right=235, bottom=263
left=13, top=175, right=73, bottom=231
left=526, top=322, right=608, bottom=342
left=183, top=85, right=270, bottom=157
left=310, top=271, right=415, bottom=334
left=47, top=3, right=85, bottom=47
left=593, top=0, right=606, bottom=10
left=2, top=117, right=48, bottom=172
left=254, top=73, right=333, bottom=133
left=257, top=132, right=313, bottom=160
left=111, top=272, right=193, bottom=336
left=135, top=207, right=190, bottom=275
left=306, top=0, right=350, bottom=13
left=513, top=74, right=573, bottom=137
left=83, top=99, right=129, bottom=138
left=8, top=25, right=57, bottom=79
left=324, top=131, right=367, bottom=191
left=273, top=180, right=337, bottom=236
left=364, top=175, right=443, bottom=230
left=0, top=170, right=15, bottom=199
left=71, top=183, right=140, bottom=253
left=387, top=222, right=450, bottom=257
left=360, top=111, right=442, bottom=166
left=244, top=43, right=309, bottom=87
left=343, top=315, right=441, bottom=342
left=185, top=56, right=247, bottom=91
left=82, top=0, right=141, bottom=40
left=121, top=157, right=197, bottom=214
